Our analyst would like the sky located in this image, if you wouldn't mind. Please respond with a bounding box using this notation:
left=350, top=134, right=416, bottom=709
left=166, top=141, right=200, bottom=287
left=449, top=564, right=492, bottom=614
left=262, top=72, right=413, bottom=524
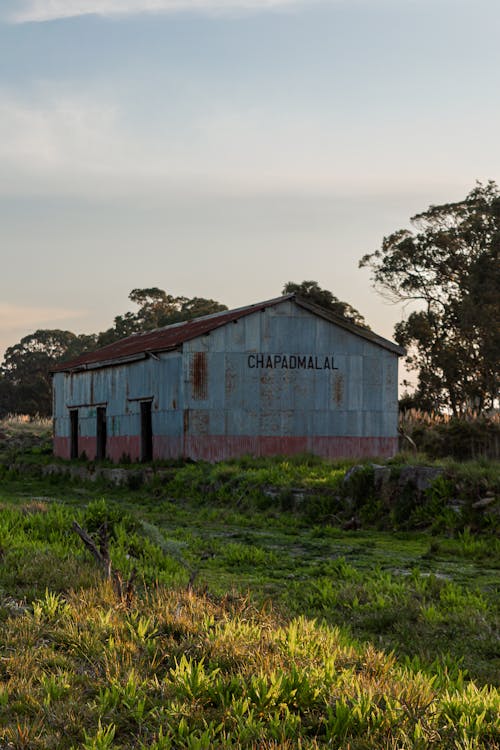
left=1, top=0, right=499, bottom=387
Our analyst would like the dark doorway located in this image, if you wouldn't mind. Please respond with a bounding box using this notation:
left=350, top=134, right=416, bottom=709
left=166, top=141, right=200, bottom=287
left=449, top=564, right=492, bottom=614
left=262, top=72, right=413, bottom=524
left=70, top=409, right=79, bottom=459
left=96, top=406, right=107, bottom=460
left=140, top=401, right=153, bottom=462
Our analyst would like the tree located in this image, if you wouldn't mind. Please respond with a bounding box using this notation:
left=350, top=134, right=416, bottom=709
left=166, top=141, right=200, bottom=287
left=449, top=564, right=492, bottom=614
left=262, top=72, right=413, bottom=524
left=360, top=181, right=500, bottom=415
left=282, top=280, right=368, bottom=328
left=0, top=288, right=228, bottom=416
left=0, top=330, right=97, bottom=417
left=97, top=288, right=227, bottom=346
left=0, top=376, right=17, bottom=419
left=176, top=296, right=229, bottom=321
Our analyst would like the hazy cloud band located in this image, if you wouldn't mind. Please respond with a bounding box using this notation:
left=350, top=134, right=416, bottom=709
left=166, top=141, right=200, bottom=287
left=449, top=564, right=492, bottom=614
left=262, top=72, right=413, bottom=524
left=6, top=0, right=304, bottom=23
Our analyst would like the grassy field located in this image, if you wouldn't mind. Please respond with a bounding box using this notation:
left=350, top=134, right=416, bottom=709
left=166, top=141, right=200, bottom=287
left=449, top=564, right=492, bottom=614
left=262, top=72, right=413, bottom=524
left=0, top=426, right=498, bottom=747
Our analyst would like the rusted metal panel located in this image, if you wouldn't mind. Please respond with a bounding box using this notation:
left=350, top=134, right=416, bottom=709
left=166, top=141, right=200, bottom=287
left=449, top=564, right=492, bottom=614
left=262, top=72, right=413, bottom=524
left=224, top=357, right=238, bottom=397
left=188, top=410, right=210, bottom=435
left=260, top=411, right=282, bottom=435
left=190, top=352, right=208, bottom=400
left=346, top=356, right=363, bottom=411
left=333, top=372, right=345, bottom=407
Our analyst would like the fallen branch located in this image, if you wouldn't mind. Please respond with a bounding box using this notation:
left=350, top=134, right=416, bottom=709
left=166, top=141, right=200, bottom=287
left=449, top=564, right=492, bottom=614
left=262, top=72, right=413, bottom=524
left=72, top=520, right=135, bottom=606
left=72, top=520, right=110, bottom=577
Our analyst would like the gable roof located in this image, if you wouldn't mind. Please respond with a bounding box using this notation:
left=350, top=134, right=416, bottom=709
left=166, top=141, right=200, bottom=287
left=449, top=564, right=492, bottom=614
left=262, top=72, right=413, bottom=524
left=52, top=294, right=405, bottom=373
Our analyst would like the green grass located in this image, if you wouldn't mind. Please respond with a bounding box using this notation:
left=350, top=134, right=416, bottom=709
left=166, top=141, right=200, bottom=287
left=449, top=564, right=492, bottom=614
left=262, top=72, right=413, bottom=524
left=0, top=454, right=498, bottom=748
left=0, top=472, right=498, bottom=686
left=1, top=582, right=499, bottom=749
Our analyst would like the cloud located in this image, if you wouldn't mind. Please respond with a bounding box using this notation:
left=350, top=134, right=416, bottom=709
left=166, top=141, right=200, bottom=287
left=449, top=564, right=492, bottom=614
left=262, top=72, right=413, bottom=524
left=0, top=87, right=476, bottom=201
left=5, top=0, right=303, bottom=24
left=0, top=91, right=153, bottom=195
left=0, top=89, right=339, bottom=197
left=0, top=90, right=367, bottom=198
left=0, top=94, right=117, bottom=171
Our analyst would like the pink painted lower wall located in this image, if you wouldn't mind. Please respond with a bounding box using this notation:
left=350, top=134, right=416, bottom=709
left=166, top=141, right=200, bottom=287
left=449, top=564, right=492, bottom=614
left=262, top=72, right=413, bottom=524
left=183, top=436, right=398, bottom=462
left=54, top=434, right=398, bottom=462
left=104, top=436, right=141, bottom=462
left=53, top=436, right=71, bottom=459
left=154, top=436, right=184, bottom=460
left=53, top=436, right=142, bottom=462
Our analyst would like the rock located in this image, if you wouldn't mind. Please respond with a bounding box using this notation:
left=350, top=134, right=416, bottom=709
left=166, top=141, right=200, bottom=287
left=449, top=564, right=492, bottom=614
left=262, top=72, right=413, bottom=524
left=397, top=466, right=443, bottom=493
left=373, top=464, right=391, bottom=489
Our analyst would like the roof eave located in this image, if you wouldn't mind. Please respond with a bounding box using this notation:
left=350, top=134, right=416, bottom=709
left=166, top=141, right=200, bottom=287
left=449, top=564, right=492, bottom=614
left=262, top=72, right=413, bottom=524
left=51, top=292, right=405, bottom=372
left=52, top=351, right=149, bottom=374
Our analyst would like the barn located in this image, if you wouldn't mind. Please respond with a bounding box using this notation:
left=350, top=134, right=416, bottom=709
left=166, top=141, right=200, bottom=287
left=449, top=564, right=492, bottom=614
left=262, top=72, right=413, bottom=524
left=52, top=294, right=405, bottom=463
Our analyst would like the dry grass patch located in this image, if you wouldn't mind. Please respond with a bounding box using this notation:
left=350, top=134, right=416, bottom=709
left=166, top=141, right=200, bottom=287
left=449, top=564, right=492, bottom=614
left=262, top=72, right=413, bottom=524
left=0, top=582, right=498, bottom=749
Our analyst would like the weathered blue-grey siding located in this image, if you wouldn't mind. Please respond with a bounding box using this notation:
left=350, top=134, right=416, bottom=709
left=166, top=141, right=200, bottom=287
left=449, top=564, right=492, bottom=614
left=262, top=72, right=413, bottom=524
left=53, top=297, right=400, bottom=462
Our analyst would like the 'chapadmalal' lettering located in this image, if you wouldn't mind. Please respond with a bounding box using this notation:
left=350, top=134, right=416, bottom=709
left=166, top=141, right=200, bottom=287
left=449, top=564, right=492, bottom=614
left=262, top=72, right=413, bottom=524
left=247, top=354, right=338, bottom=370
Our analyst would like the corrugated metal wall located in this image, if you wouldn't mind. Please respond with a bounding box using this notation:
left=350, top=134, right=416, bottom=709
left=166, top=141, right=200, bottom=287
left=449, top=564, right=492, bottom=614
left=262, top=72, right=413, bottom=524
left=53, top=299, right=399, bottom=462
left=181, top=299, right=398, bottom=460
left=53, top=351, right=183, bottom=461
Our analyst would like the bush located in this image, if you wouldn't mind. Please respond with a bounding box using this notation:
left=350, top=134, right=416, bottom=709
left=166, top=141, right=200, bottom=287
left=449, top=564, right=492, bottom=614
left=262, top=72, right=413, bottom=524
left=400, top=411, right=500, bottom=461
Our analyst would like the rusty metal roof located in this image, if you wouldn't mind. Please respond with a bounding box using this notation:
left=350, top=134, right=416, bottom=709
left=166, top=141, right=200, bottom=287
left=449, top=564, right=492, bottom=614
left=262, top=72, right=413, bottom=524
left=52, top=294, right=404, bottom=373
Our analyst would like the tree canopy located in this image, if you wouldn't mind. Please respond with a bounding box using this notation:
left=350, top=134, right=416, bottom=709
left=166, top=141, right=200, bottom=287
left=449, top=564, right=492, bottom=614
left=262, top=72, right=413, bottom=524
left=1, top=282, right=369, bottom=417
left=0, top=290, right=228, bottom=417
left=282, top=280, right=368, bottom=328
left=96, top=288, right=228, bottom=346
left=0, top=330, right=97, bottom=417
left=360, top=181, right=500, bottom=415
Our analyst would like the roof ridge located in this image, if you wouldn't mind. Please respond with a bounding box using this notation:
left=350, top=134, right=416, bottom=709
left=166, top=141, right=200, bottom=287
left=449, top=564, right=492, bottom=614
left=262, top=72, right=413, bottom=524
left=52, top=294, right=295, bottom=372
left=124, top=294, right=296, bottom=338
left=52, top=293, right=403, bottom=374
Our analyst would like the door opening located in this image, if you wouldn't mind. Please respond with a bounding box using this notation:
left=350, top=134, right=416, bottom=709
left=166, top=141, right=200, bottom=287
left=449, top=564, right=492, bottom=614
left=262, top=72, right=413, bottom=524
left=70, top=409, right=79, bottom=459
left=140, top=401, right=153, bottom=462
left=96, top=406, right=107, bottom=460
